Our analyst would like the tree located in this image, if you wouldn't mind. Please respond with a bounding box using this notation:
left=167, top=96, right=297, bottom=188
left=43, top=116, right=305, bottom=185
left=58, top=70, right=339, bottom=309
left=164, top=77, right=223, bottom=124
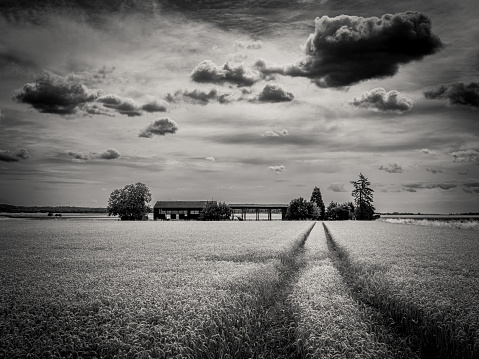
left=201, top=201, right=232, bottom=220
left=310, top=186, right=326, bottom=220
left=350, top=173, right=375, bottom=220
left=107, top=182, right=151, bottom=220
left=326, top=201, right=354, bottom=220
left=285, top=197, right=319, bottom=220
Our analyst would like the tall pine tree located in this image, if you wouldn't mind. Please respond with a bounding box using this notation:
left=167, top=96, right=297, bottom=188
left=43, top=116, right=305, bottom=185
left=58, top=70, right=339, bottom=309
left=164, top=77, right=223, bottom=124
left=350, top=173, right=375, bottom=220
left=310, top=186, right=326, bottom=220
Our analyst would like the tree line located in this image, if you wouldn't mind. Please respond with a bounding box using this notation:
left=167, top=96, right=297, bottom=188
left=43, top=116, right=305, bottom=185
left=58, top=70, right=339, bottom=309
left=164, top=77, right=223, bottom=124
left=107, top=173, right=376, bottom=221
left=284, top=173, right=376, bottom=221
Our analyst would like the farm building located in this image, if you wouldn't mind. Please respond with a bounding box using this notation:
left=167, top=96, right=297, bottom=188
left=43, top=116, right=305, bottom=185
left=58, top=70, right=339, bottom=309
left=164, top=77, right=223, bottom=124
left=153, top=201, right=209, bottom=220
left=154, top=201, right=288, bottom=220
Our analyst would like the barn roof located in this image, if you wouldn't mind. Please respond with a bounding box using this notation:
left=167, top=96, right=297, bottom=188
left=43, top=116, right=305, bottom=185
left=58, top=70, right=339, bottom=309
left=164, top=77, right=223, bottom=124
left=154, top=201, right=209, bottom=209
left=229, top=203, right=288, bottom=209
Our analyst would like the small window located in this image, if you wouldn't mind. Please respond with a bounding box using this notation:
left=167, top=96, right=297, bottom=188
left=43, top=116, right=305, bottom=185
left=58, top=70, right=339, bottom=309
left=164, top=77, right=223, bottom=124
left=190, top=210, right=199, bottom=215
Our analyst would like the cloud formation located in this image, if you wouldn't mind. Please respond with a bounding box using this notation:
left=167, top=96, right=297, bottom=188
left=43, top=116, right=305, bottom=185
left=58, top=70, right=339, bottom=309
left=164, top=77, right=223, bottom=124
left=0, top=109, right=4, bottom=121
left=424, top=82, right=479, bottom=108
left=235, top=40, right=263, bottom=50
left=191, top=60, right=267, bottom=87
left=450, top=150, right=479, bottom=162
left=96, top=94, right=143, bottom=117
left=263, top=129, right=289, bottom=137
left=257, top=84, right=294, bottom=102
left=0, top=148, right=30, bottom=162
left=205, top=157, right=216, bottom=162
left=462, top=180, right=479, bottom=194
left=139, top=118, right=178, bottom=138
left=402, top=182, right=456, bottom=192
left=12, top=70, right=101, bottom=114
left=166, top=88, right=232, bottom=105
left=349, top=88, right=412, bottom=113
left=379, top=163, right=403, bottom=173
left=254, top=12, right=443, bottom=87
left=141, top=99, right=168, bottom=113
left=67, top=148, right=121, bottom=162
left=96, top=148, right=121, bottom=160
left=419, top=148, right=437, bottom=155
left=81, top=103, right=115, bottom=117
left=328, top=182, right=347, bottom=192
left=426, top=168, right=443, bottom=174
left=268, top=165, right=285, bottom=174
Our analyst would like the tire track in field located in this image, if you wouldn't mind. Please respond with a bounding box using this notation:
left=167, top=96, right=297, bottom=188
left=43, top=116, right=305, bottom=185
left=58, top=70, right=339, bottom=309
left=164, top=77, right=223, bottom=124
left=322, top=223, right=424, bottom=359
left=190, top=222, right=315, bottom=359
left=255, top=222, right=315, bottom=359
left=323, top=222, right=478, bottom=359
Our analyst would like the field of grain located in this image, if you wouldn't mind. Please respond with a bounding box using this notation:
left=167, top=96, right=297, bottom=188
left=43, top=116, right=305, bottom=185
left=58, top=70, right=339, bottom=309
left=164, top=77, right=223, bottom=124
left=1, top=219, right=478, bottom=358
left=324, top=221, right=479, bottom=359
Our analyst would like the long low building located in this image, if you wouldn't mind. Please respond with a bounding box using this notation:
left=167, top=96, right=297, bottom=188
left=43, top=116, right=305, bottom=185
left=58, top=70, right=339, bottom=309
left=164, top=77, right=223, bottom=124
left=153, top=201, right=288, bottom=220
left=153, top=201, right=208, bottom=220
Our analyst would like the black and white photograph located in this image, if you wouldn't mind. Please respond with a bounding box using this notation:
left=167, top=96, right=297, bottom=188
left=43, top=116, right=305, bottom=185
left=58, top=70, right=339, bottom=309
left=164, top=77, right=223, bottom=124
left=0, top=0, right=478, bottom=358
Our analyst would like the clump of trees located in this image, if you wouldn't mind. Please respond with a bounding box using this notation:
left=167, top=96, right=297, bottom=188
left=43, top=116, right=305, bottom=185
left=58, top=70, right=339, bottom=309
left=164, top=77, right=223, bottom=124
left=201, top=201, right=232, bottom=221
left=285, top=196, right=320, bottom=220
left=326, top=201, right=355, bottom=220
left=285, top=173, right=376, bottom=221
left=107, top=182, right=151, bottom=220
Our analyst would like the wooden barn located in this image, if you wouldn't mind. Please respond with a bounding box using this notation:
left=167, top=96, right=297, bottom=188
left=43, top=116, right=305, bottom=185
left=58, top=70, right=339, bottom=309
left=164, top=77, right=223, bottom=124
left=153, top=201, right=209, bottom=220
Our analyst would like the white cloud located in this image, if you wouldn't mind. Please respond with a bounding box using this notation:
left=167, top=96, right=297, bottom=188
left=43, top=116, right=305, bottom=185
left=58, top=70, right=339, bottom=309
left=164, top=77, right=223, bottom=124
left=268, top=165, right=285, bottom=174
left=349, top=88, right=413, bottom=114
left=263, top=129, right=289, bottom=137
left=418, top=148, right=437, bottom=155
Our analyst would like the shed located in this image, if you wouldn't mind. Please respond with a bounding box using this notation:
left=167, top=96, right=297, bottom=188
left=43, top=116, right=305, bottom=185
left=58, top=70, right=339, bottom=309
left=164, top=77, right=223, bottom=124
left=153, top=201, right=209, bottom=220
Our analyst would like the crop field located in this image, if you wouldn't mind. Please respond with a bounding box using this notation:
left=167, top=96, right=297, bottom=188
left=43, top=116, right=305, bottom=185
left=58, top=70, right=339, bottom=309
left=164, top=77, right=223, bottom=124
left=1, top=219, right=478, bottom=358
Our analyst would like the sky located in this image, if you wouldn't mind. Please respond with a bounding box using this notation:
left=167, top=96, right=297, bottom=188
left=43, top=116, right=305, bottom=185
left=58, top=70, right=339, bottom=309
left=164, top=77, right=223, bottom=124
left=0, top=0, right=478, bottom=213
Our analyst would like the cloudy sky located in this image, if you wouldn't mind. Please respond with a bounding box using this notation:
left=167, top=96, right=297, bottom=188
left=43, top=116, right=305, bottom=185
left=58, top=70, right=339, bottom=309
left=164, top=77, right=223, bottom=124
left=1, top=0, right=478, bottom=213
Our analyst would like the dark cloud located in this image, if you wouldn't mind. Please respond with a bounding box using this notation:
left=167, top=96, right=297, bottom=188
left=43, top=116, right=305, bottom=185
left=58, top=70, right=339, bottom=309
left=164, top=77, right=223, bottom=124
left=350, top=88, right=412, bottom=113
left=402, top=182, right=456, bottom=192
left=12, top=70, right=101, bottom=114
left=191, top=60, right=268, bottom=87
left=166, top=88, right=233, bottom=105
left=0, top=148, right=30, bottom=162
left=254, top=12, right=443, bottom=87
left=268, top=165, right=285, bottom=174
left=68, top=148, right=121, bottom=161
left=449, top=150, right=479, bottom=162
left=67, top=151, right=91, bottom=162
left=379, top=163, right=403, bottom=173
left=139, top=118, right=178, bottom=138
left=0, top=109, right=4, bottom=122
left=96, top=148, right=121, bottom=160
left=462, top=180, right=479, bottom=194
left=424, top=82, right=479, bottom=108
left=96, top=94, right=142, bottom=117
left=257, top=84, right=294, bottom=102
left=141, top=99, right=168, bottom=113
left=426, top=168, right=442, bottom=174
left=328, top=182, right=347, bottom=192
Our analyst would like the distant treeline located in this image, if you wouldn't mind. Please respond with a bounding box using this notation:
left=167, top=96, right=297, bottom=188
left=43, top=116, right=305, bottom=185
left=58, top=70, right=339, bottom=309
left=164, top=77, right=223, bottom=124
left=0, top=204, right=107, bottom=213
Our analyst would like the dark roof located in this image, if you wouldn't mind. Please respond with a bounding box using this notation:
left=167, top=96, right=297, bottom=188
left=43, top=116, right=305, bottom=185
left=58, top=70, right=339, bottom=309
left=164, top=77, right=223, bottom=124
left=229, top=203, right=288, bottom=209
left=154, top=201, right=209, bottom=209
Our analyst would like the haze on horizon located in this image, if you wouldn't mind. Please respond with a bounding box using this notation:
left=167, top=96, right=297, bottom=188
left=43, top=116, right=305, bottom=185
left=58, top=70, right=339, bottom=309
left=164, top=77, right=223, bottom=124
left=0, top=0, right=478, bottom=214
